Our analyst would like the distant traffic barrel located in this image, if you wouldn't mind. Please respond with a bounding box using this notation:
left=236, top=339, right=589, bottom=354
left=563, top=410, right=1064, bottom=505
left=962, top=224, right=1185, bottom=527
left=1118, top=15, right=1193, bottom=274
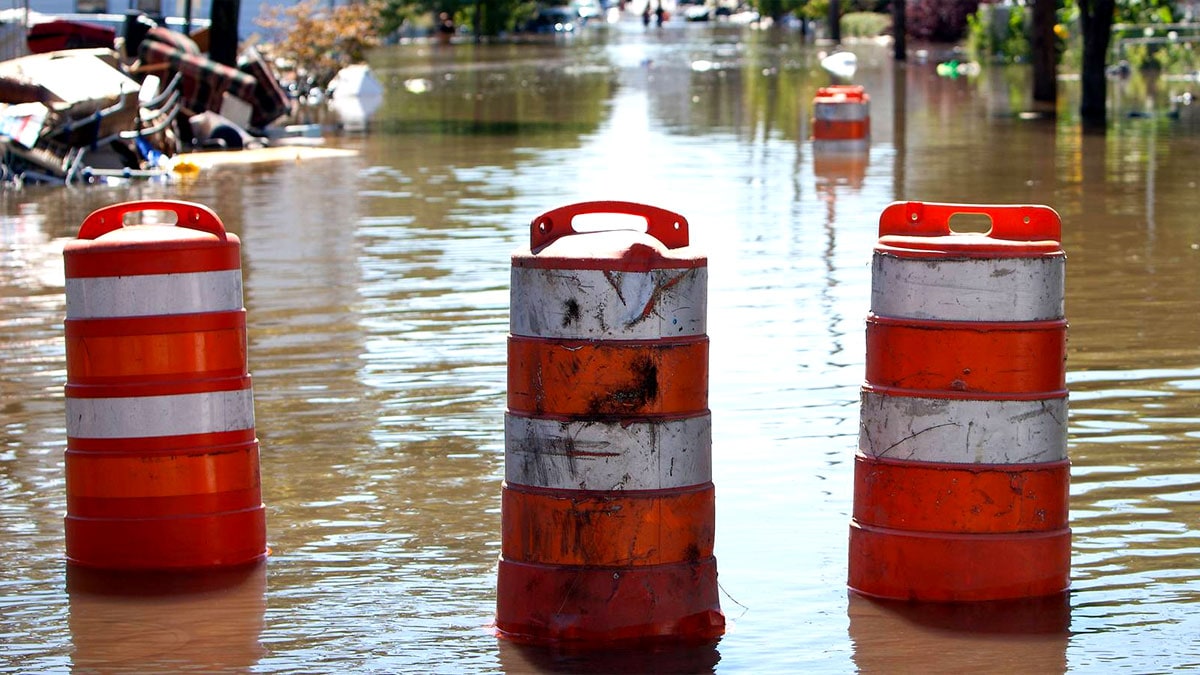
left=812, top=84, right=870, bottom=147
left=849, top=201, right=1070, bottom=601
left=63, top=200, right=267, bottom=570
left=497, top=200, right=724, bottom=644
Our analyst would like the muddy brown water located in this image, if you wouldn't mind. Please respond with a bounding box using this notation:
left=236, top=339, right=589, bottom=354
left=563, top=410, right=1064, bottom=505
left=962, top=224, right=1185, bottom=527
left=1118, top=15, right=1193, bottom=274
left=3, top=18, right=1200, bottom=673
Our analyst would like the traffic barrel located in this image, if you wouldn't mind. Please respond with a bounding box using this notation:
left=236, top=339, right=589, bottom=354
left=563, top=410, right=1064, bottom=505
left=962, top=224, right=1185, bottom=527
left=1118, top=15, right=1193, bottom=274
left=812, top=84, right=870, bottom=147
left=497, top=200, right=724, bottom=644
left=63, top=200, right=267, bottom=570
left=848, top=201, right=1070, bottom=601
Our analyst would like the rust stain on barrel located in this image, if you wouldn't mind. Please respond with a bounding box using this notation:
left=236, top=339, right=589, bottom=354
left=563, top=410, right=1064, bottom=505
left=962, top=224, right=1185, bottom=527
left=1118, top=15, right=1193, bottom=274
left=588, top=355, right=659, bottom=414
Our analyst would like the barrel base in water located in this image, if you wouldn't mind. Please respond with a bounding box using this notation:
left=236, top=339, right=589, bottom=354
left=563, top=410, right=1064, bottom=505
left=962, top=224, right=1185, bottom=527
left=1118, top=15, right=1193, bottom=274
left=848, top=521, right=1071, bottom=602
left=66, top=505, right=267, bottom=570
left=495, top=557, right=725, bottom=645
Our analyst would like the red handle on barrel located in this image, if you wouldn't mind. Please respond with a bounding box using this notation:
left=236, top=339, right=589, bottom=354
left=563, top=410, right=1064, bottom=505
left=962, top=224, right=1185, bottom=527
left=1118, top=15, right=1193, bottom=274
left=530, top=201, right=689, bottom=250
left=879, top=201, right=1061, bottom=242
left=815, top=85, right=867, bottom=102
left=77, top=200, right=227, bottom=241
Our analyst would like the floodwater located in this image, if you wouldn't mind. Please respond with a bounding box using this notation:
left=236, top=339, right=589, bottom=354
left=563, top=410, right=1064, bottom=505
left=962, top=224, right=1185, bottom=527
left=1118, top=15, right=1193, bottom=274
left=4, top=16, right=1200, bottom=673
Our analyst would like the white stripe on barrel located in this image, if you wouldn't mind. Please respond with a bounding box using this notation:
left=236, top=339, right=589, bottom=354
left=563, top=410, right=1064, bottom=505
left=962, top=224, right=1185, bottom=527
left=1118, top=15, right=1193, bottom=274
left=871, top=254, right=1064, bottom=322
left=505, top=413, right=712, bottom=491
left=859, top=391, right=1067, bottom=464
left=65, top=270, right=245, bottom=319
left=815, top=100, right=869, bottom=121
left=66, top=389, right=256, bottom=438
left=510, top=267, right=706, bottom=340
left=813, top=139, right=870, bottom=154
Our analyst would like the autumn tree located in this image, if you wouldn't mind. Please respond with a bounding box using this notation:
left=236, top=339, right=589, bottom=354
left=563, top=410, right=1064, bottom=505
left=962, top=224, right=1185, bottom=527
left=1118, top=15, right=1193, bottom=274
left=256, top=0, right=386, bottom=90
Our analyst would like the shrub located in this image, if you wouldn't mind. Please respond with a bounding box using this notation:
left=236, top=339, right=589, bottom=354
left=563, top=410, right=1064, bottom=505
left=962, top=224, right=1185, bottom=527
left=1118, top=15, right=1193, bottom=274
left=842, top=11, right=891, bottom=37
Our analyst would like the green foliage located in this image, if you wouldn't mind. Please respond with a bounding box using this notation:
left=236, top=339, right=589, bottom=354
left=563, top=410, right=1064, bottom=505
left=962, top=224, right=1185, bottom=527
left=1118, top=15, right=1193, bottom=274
left=1122, top=38, right=1200, bottom=70
left=757, top=0, right=806, bottom=21
left=841, top=11, right=890, bottom=37
left=966, top=3, right=1029, bottom=63
left=1113, top=0, right=1175, bottom=24
left=1111, top=21, right=1200, bottom=70
left=796, top=0, right=822, bottom=21
left=438, top=0, right=540, bottom=35
left=967, top=0, right=1189, bottom=71
left=966, top=11, right=987, bottom=58
left=792, top=0, right=833, bottom=23
left=377, top=0, right=429, bottom=35
left=745, top=0, right=902, bottom=29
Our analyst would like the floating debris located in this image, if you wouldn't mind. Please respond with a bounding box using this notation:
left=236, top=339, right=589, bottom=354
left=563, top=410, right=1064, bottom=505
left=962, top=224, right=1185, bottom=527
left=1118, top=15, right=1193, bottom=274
left=0, top=13, right=367, bottom=187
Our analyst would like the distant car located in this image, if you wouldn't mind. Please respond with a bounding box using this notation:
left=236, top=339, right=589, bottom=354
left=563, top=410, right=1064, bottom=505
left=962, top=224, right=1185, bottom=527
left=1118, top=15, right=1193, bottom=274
left=573, top=0, right=603, bottom=22
left=524, top=6, right=578, bottom=33
left=677, top=0, right=711, bottom=21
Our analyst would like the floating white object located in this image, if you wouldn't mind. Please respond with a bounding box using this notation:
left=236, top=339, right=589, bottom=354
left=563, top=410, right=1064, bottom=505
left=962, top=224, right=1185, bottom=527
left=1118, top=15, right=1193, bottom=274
left=820, top=51, right=857, bottom=79
left=329, top=64, right=384, bottom=99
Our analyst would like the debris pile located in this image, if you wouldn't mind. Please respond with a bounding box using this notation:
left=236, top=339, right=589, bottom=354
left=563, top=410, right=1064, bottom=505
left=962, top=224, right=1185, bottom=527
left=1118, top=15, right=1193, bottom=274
left=0, top=14, right=295, bottom=186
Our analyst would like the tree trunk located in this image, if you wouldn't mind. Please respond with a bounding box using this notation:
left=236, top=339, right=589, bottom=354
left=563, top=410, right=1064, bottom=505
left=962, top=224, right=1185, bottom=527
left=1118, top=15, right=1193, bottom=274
left=829, top=0, right=841, bottom=44
left=209, top=0, right=240, bottom=68
left=892, top=0, right=906, bottom=60
left=892, top=60, right=907, bottom=200
left=1079, top=0, right=1115, bottom=128
left=1031, top=0, right=1056, bottom=106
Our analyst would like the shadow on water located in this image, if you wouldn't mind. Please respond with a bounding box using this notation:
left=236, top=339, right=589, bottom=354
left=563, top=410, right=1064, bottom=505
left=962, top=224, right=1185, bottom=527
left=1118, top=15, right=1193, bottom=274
left=65, top=562, right=268, bottom=672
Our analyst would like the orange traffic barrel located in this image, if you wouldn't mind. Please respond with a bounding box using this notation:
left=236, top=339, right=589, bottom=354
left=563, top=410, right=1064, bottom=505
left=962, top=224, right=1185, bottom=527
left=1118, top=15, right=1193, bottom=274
left=497, top=200, right=724, bottom=644
left=812, top=84, right=870, bottom=146
left=63, top=200, right=267, bottom=570
left=848, top=201, right=1070, bottom=601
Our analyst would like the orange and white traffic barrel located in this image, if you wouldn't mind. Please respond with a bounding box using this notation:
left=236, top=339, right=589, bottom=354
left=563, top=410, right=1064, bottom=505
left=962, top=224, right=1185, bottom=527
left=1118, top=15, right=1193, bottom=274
left=497, top=200, right=724, bottom=644
left=63, top=200, right=267, bottom=570
left=812, top=84, right=870, bottom=149
left=848, top=201, right=1070, bottom=601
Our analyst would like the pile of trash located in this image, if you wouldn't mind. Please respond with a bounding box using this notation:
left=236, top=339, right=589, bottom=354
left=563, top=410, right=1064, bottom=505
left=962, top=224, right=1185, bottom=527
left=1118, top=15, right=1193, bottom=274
left=0, top=13, right=294, bottom=186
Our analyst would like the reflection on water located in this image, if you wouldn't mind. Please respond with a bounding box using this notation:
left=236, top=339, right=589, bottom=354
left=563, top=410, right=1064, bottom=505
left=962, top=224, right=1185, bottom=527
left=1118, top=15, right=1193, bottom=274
left=66, top=564, right=267, bottom=672
left=2, top=17, right=1200, bottom=673
left=496, top=637, right=722, bottom=674
left=847, top=593, right=1071, bottom=672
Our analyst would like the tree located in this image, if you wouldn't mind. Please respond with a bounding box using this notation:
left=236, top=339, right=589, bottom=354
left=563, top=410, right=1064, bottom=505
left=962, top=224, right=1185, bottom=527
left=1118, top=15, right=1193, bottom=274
left=1031, top=0, right=1056, bottom=106
left=377, top=0, right=441, bottom=36
left=757, top=0, right=805, bottom=24
left=257, top=0, right=386, bottom=90
left=1078, top=0, right=1116, bottom=127
left=210, top=0, right=240, bottom=68
left=905, top=0, right=978, bottom=42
